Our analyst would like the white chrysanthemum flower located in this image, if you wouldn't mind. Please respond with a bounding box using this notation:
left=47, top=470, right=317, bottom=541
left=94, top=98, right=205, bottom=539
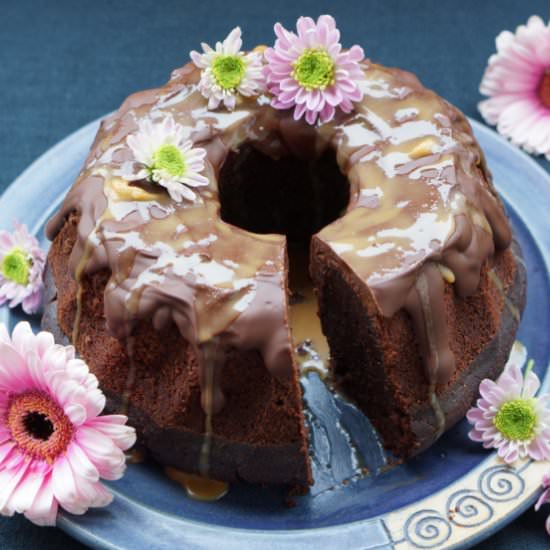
left=467, top=360, right=550, bottom=464
left=118, top=116, right=208, bottom=203
left=0, top=222, right=46, bottom=314
left=190, top=27, right=265, bottom=111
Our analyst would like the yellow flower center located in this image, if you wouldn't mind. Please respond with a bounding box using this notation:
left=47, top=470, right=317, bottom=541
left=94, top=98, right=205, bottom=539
left=292, top=48, right=335, bottom=90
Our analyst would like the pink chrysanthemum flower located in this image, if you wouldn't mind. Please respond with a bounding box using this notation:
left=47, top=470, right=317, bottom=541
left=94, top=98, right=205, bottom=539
left=264, top=15, right=366, bottom=125
left=479, top=15, right=550, bottom=159
left=117, top=115, right=208, bottom=203
left=467, top=360, right=550, bottom=464
left=0, top=222, right=46, bottom=315
left=535, top=472, right=550, bottom=535
left=190, top=27, right=265, bottom=111
left=0, top=322, right=136, bottom=526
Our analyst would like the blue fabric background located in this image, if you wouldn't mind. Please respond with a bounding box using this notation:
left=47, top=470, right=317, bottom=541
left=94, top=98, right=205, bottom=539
left=1, top=0, right=549, bottom=548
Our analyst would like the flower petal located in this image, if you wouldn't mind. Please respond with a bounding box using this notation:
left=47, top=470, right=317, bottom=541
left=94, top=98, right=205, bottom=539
left=88, top=416, right=137, bottom=451
left=0, top=460, right=30, bottom=513
left=523, top=369, right=541, bottom=398
left=52, top=455, right=87, bottom=515
left=76, top=426, right=127, bottom=480
left=24, top=475, right=58, bottom=527
left=66, top=442, right=100, bottom=482
left=6, top=469, right=46, bottom=515
left=0, top=342, right=31, bottom=389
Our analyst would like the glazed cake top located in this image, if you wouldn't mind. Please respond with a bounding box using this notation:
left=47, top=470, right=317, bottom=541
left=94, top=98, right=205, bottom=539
left=47, top=57, right=511, bottom=412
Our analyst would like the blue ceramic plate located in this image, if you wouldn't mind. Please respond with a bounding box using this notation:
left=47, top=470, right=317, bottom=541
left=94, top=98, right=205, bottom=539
left=0, top=118, right=549, bottom=550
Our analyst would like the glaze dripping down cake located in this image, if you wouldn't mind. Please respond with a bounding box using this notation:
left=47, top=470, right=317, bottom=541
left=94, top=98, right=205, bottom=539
left=43, top=20, right=526, bottom=489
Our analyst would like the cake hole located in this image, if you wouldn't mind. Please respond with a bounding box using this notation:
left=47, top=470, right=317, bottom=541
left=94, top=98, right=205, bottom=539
left=218, top=144, right=349, bottom=243
left=219, top=144, right=349, bottom=372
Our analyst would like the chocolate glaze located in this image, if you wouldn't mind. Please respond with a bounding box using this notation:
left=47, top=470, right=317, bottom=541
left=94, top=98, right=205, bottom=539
left=46, top=59, right=512, bottom=413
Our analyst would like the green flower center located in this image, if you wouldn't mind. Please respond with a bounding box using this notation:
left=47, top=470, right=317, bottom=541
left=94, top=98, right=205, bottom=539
left=292, top=48, right=335, bottom=90
left=494, top=398, right=537, bottom=441
left=1, top=247, right=31, bottom=285
left=211, top=55, right=246, bottom=91
left=152, top=145, right=186, bottom=178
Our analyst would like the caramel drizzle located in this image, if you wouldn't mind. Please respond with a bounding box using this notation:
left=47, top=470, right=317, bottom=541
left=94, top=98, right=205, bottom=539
left=71, top=208, right=113, bottom=345
left=288, top=245, right=330, bottom=380
left=488, top=269, right=520, bottom=323
left=414, top=268, right=447, bottom=436
left=121, top=334, right=137, bottom=415
left=72, top=262, right=86, bottom=344
left=197, top=339, right=223, bottom=478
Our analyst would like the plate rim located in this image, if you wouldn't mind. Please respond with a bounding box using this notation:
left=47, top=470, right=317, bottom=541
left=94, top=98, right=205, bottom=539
left=1, top=116, right=549, bottom=550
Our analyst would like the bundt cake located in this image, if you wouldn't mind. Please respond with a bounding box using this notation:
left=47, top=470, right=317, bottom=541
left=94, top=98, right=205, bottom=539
left=43, top=19, right=526, bottom=491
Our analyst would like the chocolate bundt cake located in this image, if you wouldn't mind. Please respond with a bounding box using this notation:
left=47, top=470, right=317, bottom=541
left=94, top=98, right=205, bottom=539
left=43, top=48, right=525, bottom=489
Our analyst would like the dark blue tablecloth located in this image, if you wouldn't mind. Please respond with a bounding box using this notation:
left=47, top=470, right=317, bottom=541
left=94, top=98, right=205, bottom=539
left=1, top=0, right=549, bottom=548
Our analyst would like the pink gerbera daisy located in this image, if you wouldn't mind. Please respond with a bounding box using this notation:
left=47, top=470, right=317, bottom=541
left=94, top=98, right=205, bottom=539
left=479, top=15, right=550, bottom=159
left=467, top=360, right=550, bottom=464
left=0, top=222, right=46, bottom=315
left=0, top=322, right=136, bottom=526
left=264, top=15, right=366, bottom=125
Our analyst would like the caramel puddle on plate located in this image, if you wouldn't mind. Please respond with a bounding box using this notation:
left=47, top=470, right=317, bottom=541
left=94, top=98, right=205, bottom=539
left=125, top=447, right=147, bottom=464
left=125, top=448, right=229, bottom=502
left=288, top=243, right=330, bottom=379
left=165, top=467, right=229, bottom=502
